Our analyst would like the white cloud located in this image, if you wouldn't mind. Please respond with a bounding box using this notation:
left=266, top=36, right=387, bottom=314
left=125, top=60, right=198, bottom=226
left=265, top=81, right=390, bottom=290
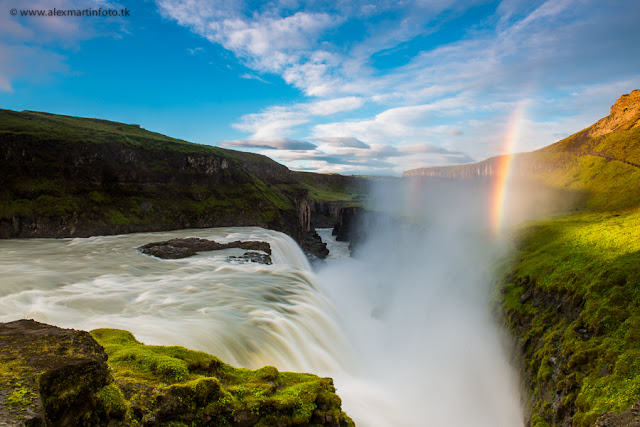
left=306, top=96, right=365, bottom=116
left=312, top=96, right=470, bottom=146
left=159, top=0, right=640, bottom=174
left=187, top=47, right=204, bottom=55
left=233, top=107, right=309, bottom=139
left=233, top=96, right=366, bottom=138
left=312, top=137, right=370, bottom=149
left=156, top=0, right=344, bottom=95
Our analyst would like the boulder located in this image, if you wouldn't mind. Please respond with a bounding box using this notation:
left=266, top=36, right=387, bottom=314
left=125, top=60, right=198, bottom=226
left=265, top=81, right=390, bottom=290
left=139, top=237, right=271, bottom=259
left=0, top=319, right=110, bottom=426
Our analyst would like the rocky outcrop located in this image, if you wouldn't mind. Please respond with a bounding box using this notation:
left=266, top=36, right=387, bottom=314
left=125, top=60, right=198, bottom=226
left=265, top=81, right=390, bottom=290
left=139, top=237, right=271, bottom=259
left=595, top=399, right=640, bottom=426
left=0, top=319, right=110, bottom=426
left=227, top=150, right=297, bottom=185
left=586, top=90, right=640, bottom=137
left=0, top=320, right=355, bottom=426
left=300, top=230, right=330, bottom=264
left=228, top=251, right=273, bottom=265
left=403, top=158, right=497, bottom=178
left=332, top=207, right=364, bottom=242
left=311, top=200, right=351, bottom=227
left=293, top=171, right=369, bottom=227
left=499, top=275, right=581, bottom=427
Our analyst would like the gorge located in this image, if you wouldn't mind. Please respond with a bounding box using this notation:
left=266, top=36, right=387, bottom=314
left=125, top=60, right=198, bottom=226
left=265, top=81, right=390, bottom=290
left=2, top=90, right=640, bottom=426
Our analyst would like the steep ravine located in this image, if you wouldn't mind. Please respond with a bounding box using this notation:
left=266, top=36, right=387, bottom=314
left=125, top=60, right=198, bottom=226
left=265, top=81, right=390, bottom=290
left=405, top=91, right=640, bottom=426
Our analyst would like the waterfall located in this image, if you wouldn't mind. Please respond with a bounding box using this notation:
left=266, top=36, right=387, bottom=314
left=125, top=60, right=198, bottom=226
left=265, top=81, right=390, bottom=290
left=0, top=227, right=347, bottom=373
left=0, top=220, right=524, bottom=426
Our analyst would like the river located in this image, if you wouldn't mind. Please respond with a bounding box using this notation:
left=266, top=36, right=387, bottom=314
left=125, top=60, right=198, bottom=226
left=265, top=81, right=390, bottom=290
left=0, top=223, right=523, bottom=426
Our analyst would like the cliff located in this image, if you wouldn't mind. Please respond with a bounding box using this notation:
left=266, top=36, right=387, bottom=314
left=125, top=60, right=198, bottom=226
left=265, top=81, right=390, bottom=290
left=293, top=171, right=369, bottom=227
left=0, top=319, right=354, bottom=426
left=403, top=157, right=499, bottom=179
left=585, top=89, right=640, bottom=137
left=0, top=109, right=364, bottom=253
left=487, top=91, right=640, bottom=426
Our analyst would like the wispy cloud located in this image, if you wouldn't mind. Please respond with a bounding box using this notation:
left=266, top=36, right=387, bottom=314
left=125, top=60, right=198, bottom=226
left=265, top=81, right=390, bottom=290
left=156, top=0, right=640, bottom=173
left=232, top=96, right=366, bottom=139
left=187, top=46, right=204, bottom=55
left=219, top=138, right=316, bottom=150
left=240, top=73, right=270, bottom=83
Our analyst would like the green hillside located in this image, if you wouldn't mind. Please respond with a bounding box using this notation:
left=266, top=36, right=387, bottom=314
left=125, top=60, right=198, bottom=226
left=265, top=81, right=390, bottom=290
left=495, top=91, right=640, bottom=426
left=523, top=126, right=640, bottom=212
left=0, top=109, right=364, bottom=240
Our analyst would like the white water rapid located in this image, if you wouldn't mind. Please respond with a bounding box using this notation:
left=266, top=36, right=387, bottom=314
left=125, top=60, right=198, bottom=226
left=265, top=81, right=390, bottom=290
left=1, top=185, right=524, bottom=426
left=0, top=227, right=347, bottom=374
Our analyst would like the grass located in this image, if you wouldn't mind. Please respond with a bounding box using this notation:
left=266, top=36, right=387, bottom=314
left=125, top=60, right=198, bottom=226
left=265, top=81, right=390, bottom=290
left=499, top=208, right=640, bottom=425
left=526, top=127, right=640, bottom=211
left=293, top=171, right=367, bottom=204
left=299, top=182, right=362, bottom=203
left=493, top=119, right=640, bottom=425
left=0, top=109, right=231, bottom=157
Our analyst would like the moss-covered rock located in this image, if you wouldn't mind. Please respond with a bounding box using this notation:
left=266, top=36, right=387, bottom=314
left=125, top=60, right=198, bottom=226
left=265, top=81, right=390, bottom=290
left=0, top=320, right=354, bottom=426
left=90, top=328, right=354, bottom=426
left=0, top=319, right=110, bottom=426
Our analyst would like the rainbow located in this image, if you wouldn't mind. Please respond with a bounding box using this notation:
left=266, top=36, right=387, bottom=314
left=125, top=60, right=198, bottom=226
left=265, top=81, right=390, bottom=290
left=489, top=100, right=527, bottom=235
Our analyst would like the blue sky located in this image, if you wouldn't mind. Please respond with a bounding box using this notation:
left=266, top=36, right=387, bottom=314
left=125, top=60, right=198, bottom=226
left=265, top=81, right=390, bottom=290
left=1, top=0, right=639, bottom=175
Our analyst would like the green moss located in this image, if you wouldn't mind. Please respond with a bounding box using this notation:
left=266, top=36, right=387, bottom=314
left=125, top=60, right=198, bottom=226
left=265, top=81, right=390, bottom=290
left=7, top=385, right=38, bottom=407
left=107, top=210, right=131, bottom=226
left=90, top=329, right=354, bottom=426
left=95, top=383, right=127, bottom=418
left=531, top=412, right=551, bottom=427
left=499, top=208, right=640, bottom=425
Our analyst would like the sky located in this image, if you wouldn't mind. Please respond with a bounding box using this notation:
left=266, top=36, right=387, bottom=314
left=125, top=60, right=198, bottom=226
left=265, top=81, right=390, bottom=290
left=1, top=0, right=639, bottom=176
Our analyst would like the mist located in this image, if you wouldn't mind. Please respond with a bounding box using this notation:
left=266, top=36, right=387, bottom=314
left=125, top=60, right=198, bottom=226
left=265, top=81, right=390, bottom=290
left=0, top=171, right=578, bottom=426
left=315, top=177, right=525, bottom=426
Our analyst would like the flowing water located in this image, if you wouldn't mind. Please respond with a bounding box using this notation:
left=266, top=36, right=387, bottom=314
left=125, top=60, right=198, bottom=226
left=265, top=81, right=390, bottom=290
left=0, top=221, right=524, bottom=426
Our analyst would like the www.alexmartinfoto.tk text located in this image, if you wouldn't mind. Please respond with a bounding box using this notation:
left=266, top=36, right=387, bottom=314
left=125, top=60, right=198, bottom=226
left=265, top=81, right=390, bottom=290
left=11, top=8, right=130, bottom=17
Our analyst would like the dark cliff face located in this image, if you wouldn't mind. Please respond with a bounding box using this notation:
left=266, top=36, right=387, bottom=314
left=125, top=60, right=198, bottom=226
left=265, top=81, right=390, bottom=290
left=292, top=171, right=369, bottom=227
left=0, top=109, right=312, bottom=242
left=1, top=133, right=239, bottom=187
